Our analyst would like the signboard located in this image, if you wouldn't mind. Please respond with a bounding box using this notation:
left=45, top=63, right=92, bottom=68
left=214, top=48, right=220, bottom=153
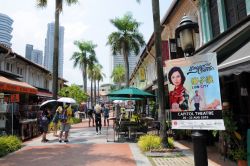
left=0, top=83, right=37, bottom=94
left=139, top=68, right=146, bottom=82
left=11, top=94, right=20, bottom=102
left=166, top=53, right=225, bottom=130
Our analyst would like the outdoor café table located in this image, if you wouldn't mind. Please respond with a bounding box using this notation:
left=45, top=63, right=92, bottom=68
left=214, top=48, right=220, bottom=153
left=119, top=121, right=138, bottom=141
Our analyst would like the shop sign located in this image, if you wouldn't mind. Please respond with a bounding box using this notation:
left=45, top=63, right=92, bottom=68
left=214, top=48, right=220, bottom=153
left=11, top=94, right=20, bottom=102
left=139, top=68, right=146, bottom=82
left=165, top=53, right=225, bottom=130
left=0, top=83, right=37, bottom=94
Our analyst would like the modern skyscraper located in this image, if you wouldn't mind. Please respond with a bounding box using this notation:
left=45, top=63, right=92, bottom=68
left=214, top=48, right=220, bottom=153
left=0, top=13, right=13, bottom=47
left=31, top=49, right=43, bottom=65
left=25, top=44, right=33, bottom=60
left=44, top=23, right=64, bottom=77
left=112, top=54, right=139, bottom=77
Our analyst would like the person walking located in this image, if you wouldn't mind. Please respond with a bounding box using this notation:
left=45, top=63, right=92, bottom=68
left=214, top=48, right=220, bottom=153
left=103, top=105, right=110, bottom=126
left=87, top=106, right=95, bottom=127
left=39, top=108, right=51, bottom=143
left=52, top=108, right=59, bottom=136
left=94, top=104, right=102, bottom=135
left=57, top=103, right=72, bottom=143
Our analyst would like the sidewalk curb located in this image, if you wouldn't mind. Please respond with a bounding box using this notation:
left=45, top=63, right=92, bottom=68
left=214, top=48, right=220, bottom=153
left=129, top=143, right=152, bottom=166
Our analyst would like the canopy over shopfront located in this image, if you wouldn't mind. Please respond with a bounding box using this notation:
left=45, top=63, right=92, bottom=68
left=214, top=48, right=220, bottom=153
left=0, top=76, right=37, bottom=94
left=218, top=41, right=250, bottom=76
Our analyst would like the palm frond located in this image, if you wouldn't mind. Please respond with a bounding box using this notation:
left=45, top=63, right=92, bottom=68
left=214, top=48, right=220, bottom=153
left=36, top=0, right=47, bottom=8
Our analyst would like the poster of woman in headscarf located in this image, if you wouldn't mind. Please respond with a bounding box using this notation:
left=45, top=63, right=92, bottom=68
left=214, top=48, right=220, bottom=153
left=166, top=53, right=224, bottom=130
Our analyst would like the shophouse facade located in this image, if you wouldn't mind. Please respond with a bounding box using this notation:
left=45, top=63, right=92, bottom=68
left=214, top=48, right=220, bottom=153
left=0, top=43, right=67, bottom=139
left=130, top=0, right=250, bottom=158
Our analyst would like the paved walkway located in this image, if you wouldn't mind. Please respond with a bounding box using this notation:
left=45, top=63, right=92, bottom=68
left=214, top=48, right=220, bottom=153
left=0, top=120, right=151, bottom=166
left=0, top=119, right=237, bottom=166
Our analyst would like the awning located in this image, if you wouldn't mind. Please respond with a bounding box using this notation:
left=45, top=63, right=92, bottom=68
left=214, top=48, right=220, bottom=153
left=218, top=41, right=250, bottom=76
left=37, top=91, right=53, bottom=97
left=0, top=76, right=37, bottom=94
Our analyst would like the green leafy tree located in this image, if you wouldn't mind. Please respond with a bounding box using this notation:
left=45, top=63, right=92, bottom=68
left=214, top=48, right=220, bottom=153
left=71, top=40, right=97, bottom=92
left=58, top=84, right=88, bottom=104
left=37, top=0, right=78, bottom=99
left=111, top=64, right=125, bottom=88
left=107, top=13, right=145, bottom=87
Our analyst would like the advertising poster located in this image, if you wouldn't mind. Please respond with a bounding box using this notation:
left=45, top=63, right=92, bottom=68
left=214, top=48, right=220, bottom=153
left=166, top=53, right=225, bottom=130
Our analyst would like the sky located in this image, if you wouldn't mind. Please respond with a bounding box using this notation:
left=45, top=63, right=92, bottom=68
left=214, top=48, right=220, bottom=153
left=0, top=0, right=172, bottom=86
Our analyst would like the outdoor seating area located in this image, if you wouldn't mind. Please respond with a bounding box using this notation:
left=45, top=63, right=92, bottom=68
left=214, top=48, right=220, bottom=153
left=105, top=87, right=159, bottom=142
left=106, top=113, right=160, bottom=142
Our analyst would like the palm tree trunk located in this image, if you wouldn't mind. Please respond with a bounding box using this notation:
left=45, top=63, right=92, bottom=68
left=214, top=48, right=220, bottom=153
left=90, top=78, right=93, bottom=107
left=52, top=0, right=60, bottom=99
left=94, top=79, right=97, bottom=105
left=97, top=80, right=100, bottom=104
left=152, top=0, right=167, bottom=147
left=83, top=63, right=87, bottom=92
left=122, top=43, right=129, bottom=87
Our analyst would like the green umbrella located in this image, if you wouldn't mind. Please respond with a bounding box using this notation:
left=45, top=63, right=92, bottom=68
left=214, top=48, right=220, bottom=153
left=107, top=87, right=155, bottom=98
left=109, top=96, right=143, bottom=101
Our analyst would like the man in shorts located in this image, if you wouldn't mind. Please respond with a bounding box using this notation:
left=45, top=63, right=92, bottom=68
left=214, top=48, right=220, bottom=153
left=57, top=103, right=72, bottom=143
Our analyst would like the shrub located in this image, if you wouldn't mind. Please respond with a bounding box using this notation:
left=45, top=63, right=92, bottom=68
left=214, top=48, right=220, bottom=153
left=167, top=137, right=175, bottom=149
left=138, top=134, right=162, bottom=152
left=70, top=117, right=82, bottom=124
left=0, top=136, right=22, bottom=157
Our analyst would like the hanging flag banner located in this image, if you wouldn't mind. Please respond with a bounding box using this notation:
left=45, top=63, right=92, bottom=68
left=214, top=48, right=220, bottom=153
left=166, top=53, right=225, bottom=130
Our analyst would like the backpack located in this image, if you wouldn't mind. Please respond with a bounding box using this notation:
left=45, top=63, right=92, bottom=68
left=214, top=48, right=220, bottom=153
left=39, top=114, right=49, bottom=127
left=58, top=108, right=68, bottom=123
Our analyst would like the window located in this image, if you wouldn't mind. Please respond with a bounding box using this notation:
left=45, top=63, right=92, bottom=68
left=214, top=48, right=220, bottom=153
left=45, top=80, right=49, bottom=89
left=20, top=68, right=23, bottom=75
left=17, top=67, right=20, bottom=74
left=6, top=63, right=10, bottom=71
left=209, top=0, right=220, bottom=37
left=224, top=0, right=247, bottom=28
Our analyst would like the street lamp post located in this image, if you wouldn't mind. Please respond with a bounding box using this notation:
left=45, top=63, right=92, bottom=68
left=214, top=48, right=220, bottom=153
left=175, top=16, right=208, bottom=166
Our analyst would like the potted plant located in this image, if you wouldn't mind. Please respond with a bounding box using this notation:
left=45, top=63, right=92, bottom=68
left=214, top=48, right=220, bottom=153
left=230, top=148, right=247, bottom=166
left=229, top=132, right=248, bottom=166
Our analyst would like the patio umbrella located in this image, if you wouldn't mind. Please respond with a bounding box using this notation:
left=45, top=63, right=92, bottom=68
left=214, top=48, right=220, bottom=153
left=57, top=97, right=76, bottom=104
left=107, top=87, right=155, bottom=98
left=109, top=96, right=143, bottom=101
left=40, top=99, right=57, bottom=110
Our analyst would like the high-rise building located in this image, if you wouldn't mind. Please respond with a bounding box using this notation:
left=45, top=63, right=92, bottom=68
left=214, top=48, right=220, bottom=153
left=112, top=54, right=139, bottom=77
left=31, top=49, right=43, bottom=65
left=44, top=23, right=64, bottom=77
left=0, top=13, right=13, bottom=47
left=25, top=44, right=33, bottom=60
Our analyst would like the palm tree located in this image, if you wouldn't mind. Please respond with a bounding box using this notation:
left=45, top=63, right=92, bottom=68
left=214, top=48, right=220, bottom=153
left=87, top=54, right=98, bottom=107
left=133, top=0, right=166, bottom=146
left=151, top=0, right=167, bottom=147
left=71, top=40, right=97, bottom=92
left=94, top=64, right=106, bottom=103
left=111, top=64, right=125, bottom=89
left=37, top=0, right=78, bottom=99
left=107, top=13, right=145, bottom=87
